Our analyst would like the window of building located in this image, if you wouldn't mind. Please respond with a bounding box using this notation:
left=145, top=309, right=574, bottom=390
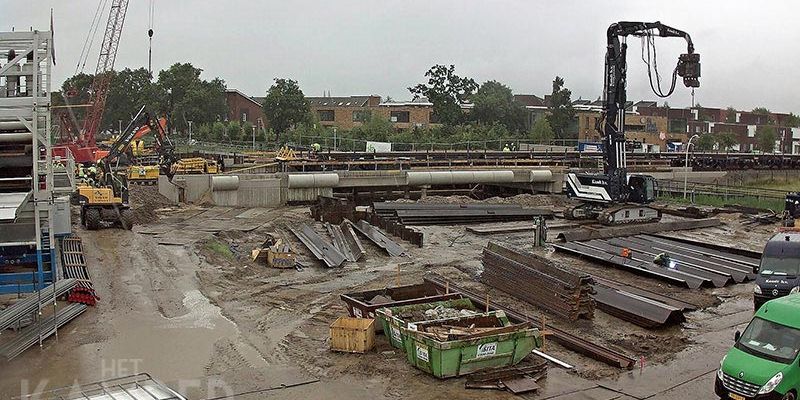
left=318, top=110, right=335, bottom=122
left=241, top=110, right=248, bottom=122
left=390, top=111, right=410, bottom=123
left=352, top=110, right=371, bottom=122
left=669, top=119, right=687, bottom=133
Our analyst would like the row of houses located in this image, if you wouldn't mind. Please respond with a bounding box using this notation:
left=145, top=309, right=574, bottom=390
left=224, top=89, right=800, bottom=153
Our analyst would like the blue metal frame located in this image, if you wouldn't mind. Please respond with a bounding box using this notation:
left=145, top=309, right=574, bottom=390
left=0, top=247, right=54, bottom=294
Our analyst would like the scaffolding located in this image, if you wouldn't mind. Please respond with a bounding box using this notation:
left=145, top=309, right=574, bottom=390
left=0, top=30, right=58, bottom=295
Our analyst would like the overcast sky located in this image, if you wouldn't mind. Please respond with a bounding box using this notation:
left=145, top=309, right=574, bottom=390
left=4, top=1, right=799, bottom=113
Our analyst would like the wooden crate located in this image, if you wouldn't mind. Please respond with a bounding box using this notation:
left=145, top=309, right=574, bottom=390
left=330, top=317, right=375, bottom=353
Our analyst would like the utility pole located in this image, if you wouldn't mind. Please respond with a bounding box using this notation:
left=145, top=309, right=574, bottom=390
left=684, top=134, right=700, bottom=200
left=252, top=125, right=256, bottom=150
left=187, top=120, right=193, bottom=143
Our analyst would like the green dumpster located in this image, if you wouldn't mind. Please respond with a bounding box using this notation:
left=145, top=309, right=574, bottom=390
left=401, top=310, right=541, bottom=378
left=375, top=298, right=477, bottom=350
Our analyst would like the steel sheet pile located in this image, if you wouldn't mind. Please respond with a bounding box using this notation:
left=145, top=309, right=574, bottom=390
left=481, top=241, right=595, bottom=320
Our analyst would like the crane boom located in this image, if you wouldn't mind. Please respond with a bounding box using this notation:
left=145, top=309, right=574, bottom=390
left=81, top=0, right=130, bottom=147
left=565, top=21, right=700, bottom=225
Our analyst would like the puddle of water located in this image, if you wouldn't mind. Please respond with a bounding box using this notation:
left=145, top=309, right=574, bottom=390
left=94, top=289, right=267, bottom=383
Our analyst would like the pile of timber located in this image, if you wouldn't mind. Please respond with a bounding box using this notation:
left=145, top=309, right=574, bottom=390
left=465, top=360, right=548, bottom=395
left=373, top=202, right=552, bottom=225
left=481, top=242, right=595, bottom=320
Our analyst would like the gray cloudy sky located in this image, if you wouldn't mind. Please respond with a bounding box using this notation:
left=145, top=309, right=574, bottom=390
left=4, top=1, right=799, bottom=112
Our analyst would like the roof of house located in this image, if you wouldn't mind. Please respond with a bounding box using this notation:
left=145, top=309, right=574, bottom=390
left=514, top=94, right=546, bottom=107
left=379, top=97, right=433, bottom=107
left=225, top=89, right=264, bottom=108
left=307, top=96, right=374, bottom=107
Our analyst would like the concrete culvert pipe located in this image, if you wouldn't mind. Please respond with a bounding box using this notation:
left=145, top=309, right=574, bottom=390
left=287, top=173, right=340, bottom=188
left=0, top=132, right=33, bottom=143
left=211, top=176, right=239, bottom=191
left=406, top=170, right=515, bottom=186
left=529, top=170, right=553, bottom=182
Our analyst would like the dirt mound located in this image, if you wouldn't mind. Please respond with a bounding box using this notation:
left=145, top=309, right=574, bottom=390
left=128, top=185, right=175, bottom=224
left=416, top=193, right=560, bottom=207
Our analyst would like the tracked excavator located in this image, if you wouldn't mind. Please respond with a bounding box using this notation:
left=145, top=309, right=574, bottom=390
left=76, top=107, right=178, bottom=230
left=565, top=21, right=701, bottom=225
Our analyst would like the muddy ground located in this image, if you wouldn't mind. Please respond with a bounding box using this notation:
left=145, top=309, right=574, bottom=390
left=0, top=187, right=778, bottom=399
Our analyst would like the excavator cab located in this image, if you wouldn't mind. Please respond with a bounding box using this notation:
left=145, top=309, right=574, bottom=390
left=628, top=175, right=657, bottom=204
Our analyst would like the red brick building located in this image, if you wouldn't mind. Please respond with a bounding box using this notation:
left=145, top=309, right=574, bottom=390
left=225, top=89, right=267, bottom=129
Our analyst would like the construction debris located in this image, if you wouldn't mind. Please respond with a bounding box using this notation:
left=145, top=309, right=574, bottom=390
left=466, top=221, right=577, bottom=235
left=373, top=202, right=553, bottom=225
left=481, top=242, right=595, bottom=320
left=326, top=220, right=365, bottom=262
left=553, top=234, right=758, bottom=289
left=340, top=282, right=462, bottom=321
left=61, top=236, right=98, bottom=306
left=465, top=360, right=548, bottom=394
left=352, top=220, right=406, bottom=256
left=557, top=218, right=721, bottom=242
left=0, top=302, right=88, bottom=361
left=424, top=276, right=636, bottom=370
left=592, top=284, right=686, bottom=328
left=290, top=224, right=347, bottom=268
left=0, top=279, right=78, bottom=332
left=251, top=233, right=297, bottom=269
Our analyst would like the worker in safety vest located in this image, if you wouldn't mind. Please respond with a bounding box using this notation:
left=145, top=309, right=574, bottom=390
left=503, top=144, right=511, bottom=152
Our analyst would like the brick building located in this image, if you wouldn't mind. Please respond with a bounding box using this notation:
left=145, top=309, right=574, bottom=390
left=225, top=89, right=266, bottom=129
left=306, top=95, right=440, bottom=130
left=637, top=104, right=800, bottom=153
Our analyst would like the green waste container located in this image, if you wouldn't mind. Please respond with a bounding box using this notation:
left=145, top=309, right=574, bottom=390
left=375, top=298, right=477, bottom=350
left=401, top=310, right=541, bottom=378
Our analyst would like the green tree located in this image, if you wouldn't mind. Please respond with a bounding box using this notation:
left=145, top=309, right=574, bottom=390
left=351, top=114, right=394, bottom=142
left=528, top=117, right=554, bottom=144
left=752, top=107, right=771, bottom=114
left=755, top=126, right=777, bottom=153
left=52, top=73, right=94, bottom=125
left=194, top=123, right=211, bottom=141
left=546, top=76, right=576, bottom=140
left=211, top=121, right=226, bottom=142
left=725, top=107, right=737, bottom=123
left=716, top=131, right=737, bottom=151
left=241, top=121, right=254, bottom=142
left=785, top=113, right=800, bottom=128
left=262, top=78, right=311, bottom=141
left=103, top=68, right=160, bottom=133
left=226, top=120, right=242, bottom=142
left=471, top=80, right=526, bottom=132
left=408, top=64, right=477, bottom=126
left=695, top=133, right=716, bottom=151
left=157, top=63, right=227, bottom=132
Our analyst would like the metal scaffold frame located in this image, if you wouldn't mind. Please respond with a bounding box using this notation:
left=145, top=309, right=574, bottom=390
left=0, top=30, right=56, bottom=294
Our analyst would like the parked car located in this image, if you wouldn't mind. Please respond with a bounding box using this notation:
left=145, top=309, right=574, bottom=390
left=716, top=295, right=800, bottom=400
left=753, top=232, right=800, bottom=310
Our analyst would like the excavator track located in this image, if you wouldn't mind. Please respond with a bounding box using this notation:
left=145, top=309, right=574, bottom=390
left=598, top=205, right=662, bottom=225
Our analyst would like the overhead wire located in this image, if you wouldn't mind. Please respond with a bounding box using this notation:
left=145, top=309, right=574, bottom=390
left=76, top=0, right=109, bottom=74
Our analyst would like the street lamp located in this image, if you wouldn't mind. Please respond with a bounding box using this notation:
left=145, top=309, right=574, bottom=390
left=684, top=134, right=700, bottom=200
left=252, top=125, right=256, bottom=150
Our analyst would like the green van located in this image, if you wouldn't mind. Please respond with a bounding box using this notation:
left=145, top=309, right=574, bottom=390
left=716, top=295, right=800, bottom=400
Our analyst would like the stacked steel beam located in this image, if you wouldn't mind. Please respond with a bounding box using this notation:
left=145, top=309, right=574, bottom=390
left=373, top=203, right=552, bottom=225
left=481, top=242, right=594, bottom=320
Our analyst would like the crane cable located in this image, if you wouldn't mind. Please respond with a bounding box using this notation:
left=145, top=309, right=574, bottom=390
left=640, top=31, right=680, bottom=98
left=148, top=0, right=155, bottom=75
left=76, top=0, right=109, bottom=74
